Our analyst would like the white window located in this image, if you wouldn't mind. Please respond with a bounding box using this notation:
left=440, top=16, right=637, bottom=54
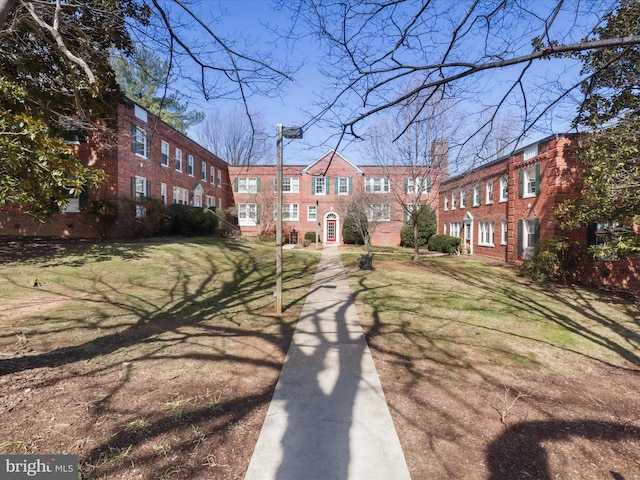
left=194, top=192, right=202, bottom=207
left=201, top=161, right=207, bottom=181
left=161, top=183, right=167, bottom=204
left=486, top=181, right=494, bottom=204
left=134, top=104, right=148, bottom=122
left=173, top=186, right=189, bottom=205
left=444, top=196, right=449, bottom=211
left=406, top=177, right=431, bottom=194
left=206, top=195, right=215, bottom=208
left=133, top=176, right=149, bottom=217
left=161, top=141, right=169, bottom=167
left=478, top=221, right=494, bottom=246
left=366, top=204, right=391, bottom=222
left=132, top=125, right=150, bottom=158
left=500, top=176, right=508, bottom=202
left=217, top=197, right=222, bottom=209
left=521, top=218, right=539, bottom=259
left=365, top=178, right=390, bottom=193
left=443, top=223, right=447, bottom=235
left=175, top=149, right=183, bottom=172
left=307, top=205, right=317, bottom=221
left=282, top=203, right=299, bottom=221
left=471, top=185, right=482, bottom=207
left=521, top=166, right=539, bottom=198
left=451, top=192, right=457, bottom=210
left=237, top=177, right=258, bottom=193
left=459, top=189, right=467, bottom=208
left=281, top=177, right=299, bottom=193
left=187, top=154, right=195, bottom=176
left=501, top=220, right=508, bottom=245
left=210, top=166, right=216, bottom=184
left=61, top=197, right=80, bottom=213
left=523, top=143, right=538, bottom=161
left=217, top=169, right=222, bottom=187
left=238, top=203, right=258, bottom=226
left=314, top=177, right=328, bottom=195
left=450, top=222, right=462, bottom=238
left=337, top=177, right=351, bottom=195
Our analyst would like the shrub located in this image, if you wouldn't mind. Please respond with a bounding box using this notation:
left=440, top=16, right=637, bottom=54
left=304, top=231, right=318, bottom=242
left=519, top=236, right=585, bottom=282
left=400, top=205, right=437, bottom=248
left=427, top=234, right=461, bottom=254
left=168, top=204, right=218, bottom=236
left=126, top=197, right=173, bottom=237
left=342, top=214, right=366, bottom=245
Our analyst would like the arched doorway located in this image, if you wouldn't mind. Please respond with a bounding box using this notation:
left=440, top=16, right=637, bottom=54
left=324, top=212, right=339, bottom=243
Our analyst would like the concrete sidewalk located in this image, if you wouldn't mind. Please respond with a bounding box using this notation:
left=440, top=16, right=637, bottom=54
left=244, top=245, right=411, bottom=480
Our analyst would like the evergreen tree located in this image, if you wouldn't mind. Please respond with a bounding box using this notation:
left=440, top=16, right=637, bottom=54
left=112, top=47, right=204, bottom=133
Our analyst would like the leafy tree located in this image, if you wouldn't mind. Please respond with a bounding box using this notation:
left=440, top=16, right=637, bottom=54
left=0, top=78, right=106, bottom=220
left=559, top=1, right=640, bottom=237
left=0, top=0, right=142, bottom=218
left=400, top=205, right=436, bottom=249
left=112, top=47, right=204, bottom=133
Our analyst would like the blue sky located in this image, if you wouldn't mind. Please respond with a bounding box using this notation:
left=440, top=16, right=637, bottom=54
left=166, top=1, right=597, bottom=167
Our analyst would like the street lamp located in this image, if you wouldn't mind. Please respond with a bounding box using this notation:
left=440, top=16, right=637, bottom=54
left=276, top=124, right=303, bottom=314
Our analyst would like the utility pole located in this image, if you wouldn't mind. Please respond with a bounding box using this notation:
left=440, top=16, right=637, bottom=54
left=275, top=124, right=303, bottom=314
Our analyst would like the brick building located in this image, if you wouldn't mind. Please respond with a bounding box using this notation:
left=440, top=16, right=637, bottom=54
left=438, top=134, right=584, bottom=263
left=228, top=149, right=444, bottom=246
left=0, top=101, right=234, bottom=238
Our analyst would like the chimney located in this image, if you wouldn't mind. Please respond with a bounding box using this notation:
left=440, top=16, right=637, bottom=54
left=430, top=139, right=449, bottom=180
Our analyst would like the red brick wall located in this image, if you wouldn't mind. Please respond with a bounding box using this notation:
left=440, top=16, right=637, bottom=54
left=581, top=255, right=640, bottom=293
left=228, top=151, right=441, bottom=245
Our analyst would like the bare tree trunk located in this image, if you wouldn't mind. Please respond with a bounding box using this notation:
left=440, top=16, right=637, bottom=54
left=413, top=220, right=420, bottom=262
left=0, top=0, right=16, bottom=30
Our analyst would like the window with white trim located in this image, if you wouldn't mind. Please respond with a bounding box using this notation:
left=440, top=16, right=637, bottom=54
left=307, top=205, right=317, bottom=221
left=282, top=203, right=299, bottom=221
left=238, top=203, right=258, bottom=226
left=501, top=220, right=508, bottom=245
left=237, top=177, right=259, bottom=193
left=521, top=166, right=539, bottom=198
left=217, top=197, right=222, bottom=209
left=478, top=221, right=494, bottom=246
left=173, top=186, right=189, bottom=205
left=175, top=148, right=183, bottom=172
left=365, top=177, right=390, bottom=193
left=499, top=176, right=508, bottom=202
left=451, top=192, right=457, bottom=210
left=486, top=181, right=494, bottom=204
left=282, top=177, right=299, bottom=193
left=187, top=154, right=195, bottom=176
left=206, top=195, right=215, bottom=208
left=444, top=196, right=449, bottom=211
left=472, top=185, right=481, bottom=206
left=406, top=177, right=431, bottom=194
left=210, top=166, right=216, bottom=184
left=161, top=183, right=167, bottom=204
left=314, top=177, right=328, bottom=195
left=366, top=204, right=391, bottom=222
left=336, top=177, right=351, bottom=195
left=450, top=222, right=462, bottom=238
left=132, top=125, right=150, bottom=158
left=201, top=161, right=207, bottom=182
left=217, top=169, right=222, bottom=187
left=161, top=141, right=169, bottom=167
left=459, top=189, right=467, bottom=208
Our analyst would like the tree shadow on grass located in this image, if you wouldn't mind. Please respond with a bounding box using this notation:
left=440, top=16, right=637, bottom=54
left=487, top=420, right=640, bottom=480
left=0, top=238, right=320, bottom=478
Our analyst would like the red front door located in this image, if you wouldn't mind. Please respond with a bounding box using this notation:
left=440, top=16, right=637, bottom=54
left=326, top=219, right=336, bottom=242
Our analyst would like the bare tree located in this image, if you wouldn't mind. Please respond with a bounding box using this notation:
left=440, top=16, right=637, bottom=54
left=282, top=0, right=640, bottom=150
left=198, top=108, right=271, bottom=165
left=365, top=86, right=454, bottom=260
